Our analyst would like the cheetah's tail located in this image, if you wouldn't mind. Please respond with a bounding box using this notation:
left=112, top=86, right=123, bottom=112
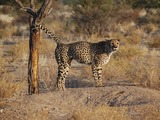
left=35, top=24, right=60, bottom=44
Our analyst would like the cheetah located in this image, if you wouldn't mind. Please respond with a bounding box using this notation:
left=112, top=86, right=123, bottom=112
left=35, top=24, right=120, bottom=90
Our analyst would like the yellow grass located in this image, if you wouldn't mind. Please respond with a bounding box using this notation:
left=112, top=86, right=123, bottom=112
left=101, top=44, right=160, bottom=89
left=0, top=57, right=26, bottom=99
left=0, top=79, right=25, bottom=98
left=70, top=106, right=130, bottom=120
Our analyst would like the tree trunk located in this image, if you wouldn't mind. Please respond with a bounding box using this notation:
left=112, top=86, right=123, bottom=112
left=28, top=26, right=40, bottom=94
left=14, top=0, right=52, bottom=94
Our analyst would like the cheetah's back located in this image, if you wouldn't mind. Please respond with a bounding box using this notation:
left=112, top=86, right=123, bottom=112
left=69, top=41, right=93, bottom=64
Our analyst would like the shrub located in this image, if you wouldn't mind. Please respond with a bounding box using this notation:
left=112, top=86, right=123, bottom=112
left=141, top=23, right=157, bottom=34
left=125, top=0, right=160, bottom=8
left=0, top=20, right=17, bottom=38
left=146, top=35, right=160, bottom=48
left=0, top=5, right=14, bottom=14
left=67, top=0, right=115, bottom=37
left=0, top=27, right=17, bottom=39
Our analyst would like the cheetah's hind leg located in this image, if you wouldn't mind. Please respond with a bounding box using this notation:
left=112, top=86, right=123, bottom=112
left=56, top=64, right=70, bottom=90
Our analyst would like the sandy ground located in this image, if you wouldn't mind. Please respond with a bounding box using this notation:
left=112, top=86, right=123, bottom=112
left=0, top=84, right=160, bottom=120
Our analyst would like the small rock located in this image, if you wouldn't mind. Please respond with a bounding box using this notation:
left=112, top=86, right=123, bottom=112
left=0, top=109, right=4, bottom=113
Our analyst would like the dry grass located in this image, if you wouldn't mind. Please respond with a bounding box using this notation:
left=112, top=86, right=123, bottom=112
left=128, top=53, right=160, bottom=89
left=0, top=14, right=16, bottom=38
left=142, top=23, right=158, bottom=34
left=143, top=106, right=160, bottom=120
left=70, top=106, right=130, bottom=120
left=8, top=40, right=29, bottom=62
left=7, top=38, right=55, bottom=62
left=132, top=105, right=160, bottom=120
left=101, top=43, right=160, bottom=89
left=0, top=79, right=25, bottom=99
left=146, top=35, right=160, bottom=48
left=0, top=57, right=26, bottom=99
left=102, top=44, right=147, bottom=78
left=0, top=25, right=17, bottom=38
left=0, top=40, right=56, bottom=98
left=28, top=109, right=49, bottom=120
left=39, top=38, right=56, bottom=57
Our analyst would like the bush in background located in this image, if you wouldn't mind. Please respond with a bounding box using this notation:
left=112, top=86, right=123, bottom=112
left=0, top=20, right=17, bottom=38
left=124, top=0, right=160, bottom=8
left=146, top=35, right=160, bottom=48
left=65, top=0, right=115, bottom=37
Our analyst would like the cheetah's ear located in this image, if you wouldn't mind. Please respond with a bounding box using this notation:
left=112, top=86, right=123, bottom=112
left=105, top=38, right=111, bottom=42
left=105, top=37, right=110, bottom=40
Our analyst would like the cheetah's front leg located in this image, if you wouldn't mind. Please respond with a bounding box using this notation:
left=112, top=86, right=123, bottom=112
left=57, top=64, right=69, bottom=90
left=92, top=64, right=103, bottom=87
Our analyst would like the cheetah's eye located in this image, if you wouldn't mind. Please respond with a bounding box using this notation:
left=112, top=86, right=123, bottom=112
left=111, top=43, right=114, bottom=45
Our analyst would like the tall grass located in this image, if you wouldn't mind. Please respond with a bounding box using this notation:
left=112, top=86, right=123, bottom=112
left=7, top=38, right=56, bottom=62
left=0, top=79, right=25, bottom=99
left=0, top=39, right=56, bottom=99
left=0, top=57, right=26, bottom=99
left=128, top=51, right=160, bottom=89
left=102, top=43, right=160, bottom=90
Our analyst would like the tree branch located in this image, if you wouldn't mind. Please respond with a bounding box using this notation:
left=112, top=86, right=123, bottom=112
left=14, top=0, right=24, bottom=8
left=36, top=0, right=52, bottom=23
left=14, top=0, right=37, bottom=17
left=15, top=0, right=53, bottom=24
left=47, top=8, right=53, bottom=15
left=30, top=0, right=35, bottom=9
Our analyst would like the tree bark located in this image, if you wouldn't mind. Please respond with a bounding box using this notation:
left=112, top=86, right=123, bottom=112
left=28, top=27, right=40, bottom=94
left=27, top=0, right=39, bottom=95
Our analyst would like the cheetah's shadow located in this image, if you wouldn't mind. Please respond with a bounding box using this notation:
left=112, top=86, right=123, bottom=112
left=65, top=79, right=93, bottom=88
left=65, top=79, right=136, bottom=88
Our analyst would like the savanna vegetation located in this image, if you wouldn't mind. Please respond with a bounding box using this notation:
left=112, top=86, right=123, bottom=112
left=0, top=0, right=160, bottom=119
left=0, top=0, right=160, bottom=97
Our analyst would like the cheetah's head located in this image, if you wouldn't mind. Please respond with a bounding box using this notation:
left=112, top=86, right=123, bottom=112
left=107, top=39, right=120, bottom=52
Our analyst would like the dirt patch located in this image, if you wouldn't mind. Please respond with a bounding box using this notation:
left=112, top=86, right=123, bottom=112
left=0, top=86, right=160, bottom=120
